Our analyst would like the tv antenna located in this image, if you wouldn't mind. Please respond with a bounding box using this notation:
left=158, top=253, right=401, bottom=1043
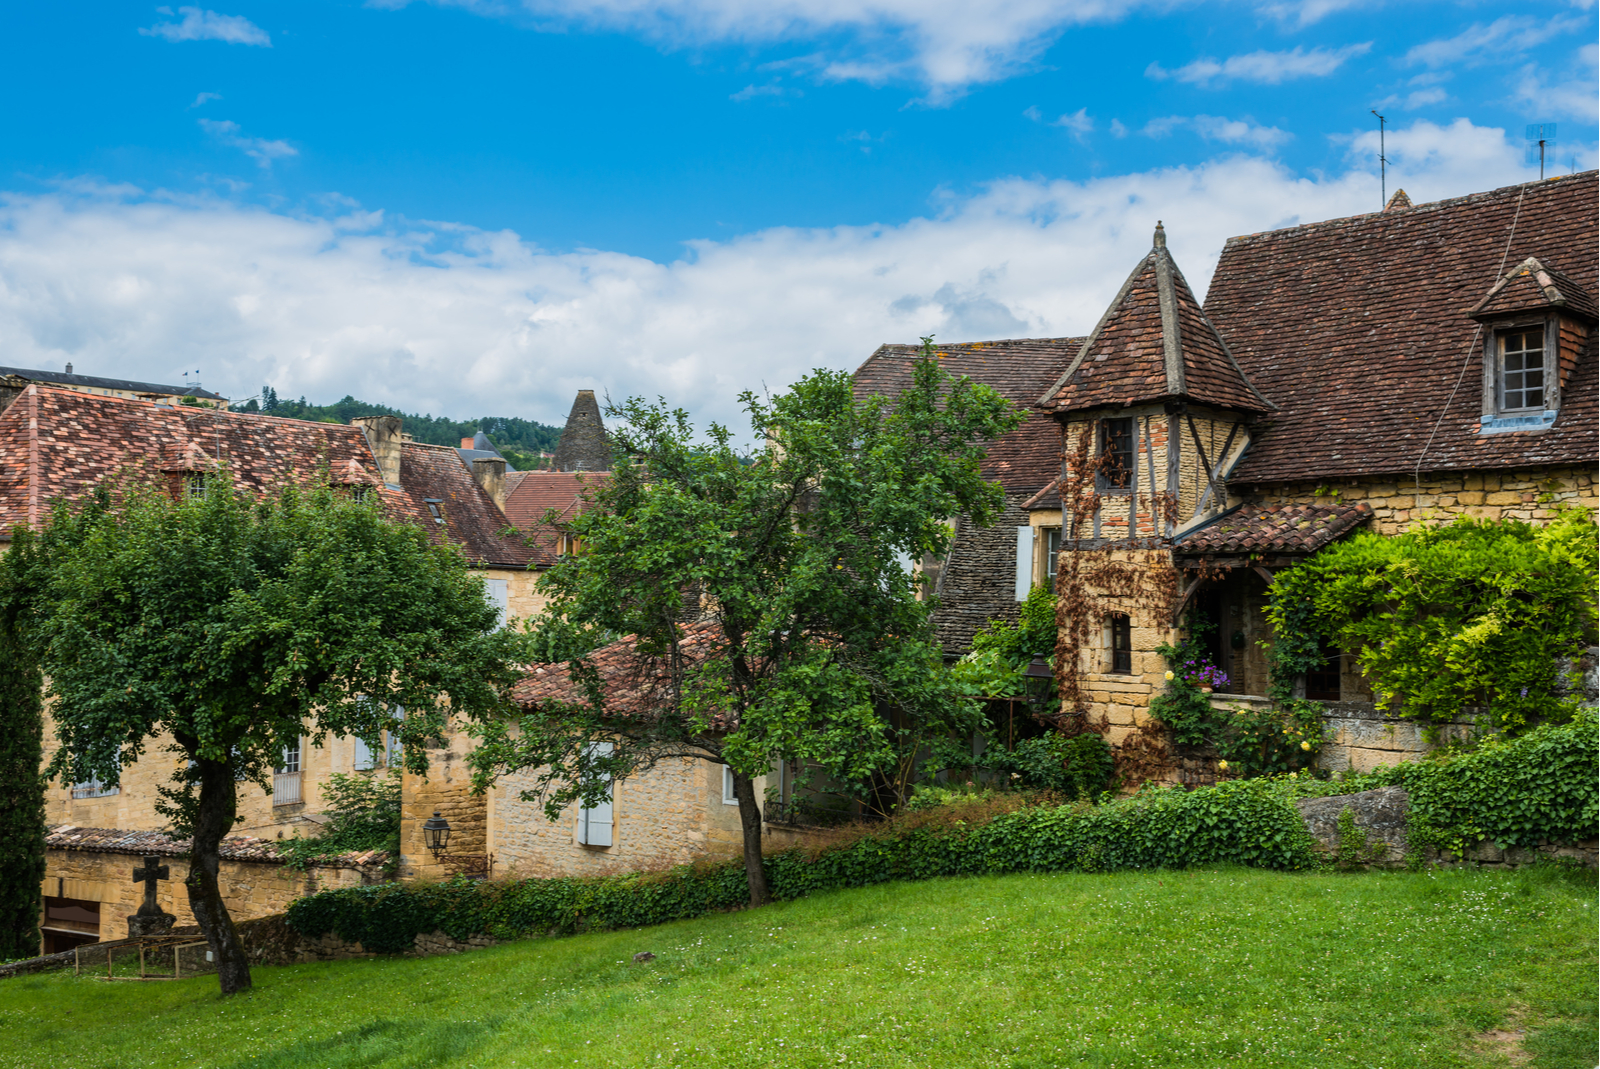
left=1370, top=109, right=1388, bottom=207
left=1525, top=123, right=1557, bottom=180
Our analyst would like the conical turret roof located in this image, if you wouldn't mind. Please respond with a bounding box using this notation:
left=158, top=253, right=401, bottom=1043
left=1037, top=224, right=1272, bottom=416
left=551, top=389, right=612, bottom=473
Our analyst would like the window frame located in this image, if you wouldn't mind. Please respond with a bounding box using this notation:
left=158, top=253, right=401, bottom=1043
left=722, top=764, right=739, bottom=806
left=577, top=741, right=615, bottom=847
left=1108, top=613, right=1132, bottom=675
left=1095, top=418, right=1135, bottom=493
left=1043, top=527, right=1062, bottom=582
left=1480, top=316, right=1560, bottom=433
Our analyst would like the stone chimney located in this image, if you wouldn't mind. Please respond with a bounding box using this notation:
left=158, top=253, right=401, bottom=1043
left=352, top=415, right=404, bottom=488
left=472, top=457, right=506, bottom=509
left=551, top=390, right=612, bottom=473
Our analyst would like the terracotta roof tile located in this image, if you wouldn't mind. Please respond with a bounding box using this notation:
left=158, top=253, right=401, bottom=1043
left=1468, top=255, right=1597, bottom=323
left=44, top=824, right=392, bottom=866
left=1207, top=173, right=1599, bottom=484
left=0, top=387, right=531, bottom=568
left=852, top=337, right=1079, bottom=494
left=514, top=621, right=729, bottom=725
left=1037, top=227, right=1270, bottom=416
left=1173, top=502, right=1373, bottom=556
left=502, top=470, right=608, bottom=565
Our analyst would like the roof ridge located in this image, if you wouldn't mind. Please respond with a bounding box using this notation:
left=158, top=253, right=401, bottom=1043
left=1222, top=170, right=1599, bottom=247
left=1035, top=250, right=1155, bottom=407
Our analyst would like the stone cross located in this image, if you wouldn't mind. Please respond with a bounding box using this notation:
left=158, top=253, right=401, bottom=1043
left=131, top=855, right=169, bottom=915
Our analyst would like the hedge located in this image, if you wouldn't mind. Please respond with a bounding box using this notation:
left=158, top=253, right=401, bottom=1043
left=286, top=779, right=1317, bottom=952
left=1316, top=706, right=1599, bottom=856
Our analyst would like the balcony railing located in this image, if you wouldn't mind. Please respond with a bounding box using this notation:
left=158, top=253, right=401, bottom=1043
left=272, top=771, right=302, bottom=806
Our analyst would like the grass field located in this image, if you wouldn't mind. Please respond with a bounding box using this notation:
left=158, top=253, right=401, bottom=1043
left=2, top=865, right=1594, bottom=1069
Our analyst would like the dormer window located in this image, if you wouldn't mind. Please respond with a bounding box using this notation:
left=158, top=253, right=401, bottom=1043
left=1497, top=328, right=1545, bottom=412
left=185, top=474, right=208, bottom=501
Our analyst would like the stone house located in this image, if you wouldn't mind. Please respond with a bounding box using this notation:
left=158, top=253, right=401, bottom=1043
left=1024, top=173, right=1597, bottom=776
left=0, top=384, right=576, bottom=948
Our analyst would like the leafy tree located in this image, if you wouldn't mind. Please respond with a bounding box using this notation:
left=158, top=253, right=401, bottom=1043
left=27, top=472, right=524, bottom=993
left=275, top=770, right=402, bottom=871
left=468, top=345, right=1022, bottom=906
left=0, top=532, right=47, bottom=961
left=1268, top=510, right=1599, bottom=734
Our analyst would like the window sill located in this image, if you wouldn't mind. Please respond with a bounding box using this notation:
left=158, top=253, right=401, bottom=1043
left=1479, top=410, right=1557, bottom=434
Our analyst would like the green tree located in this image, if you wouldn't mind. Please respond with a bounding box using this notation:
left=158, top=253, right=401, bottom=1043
left=1268, top=510, right=1599, bottom=733
left=27, top=473, right=524, bottom=993
left=0, top=532, right=47, bottom=961
left=468, top=345, right=1022, bottom=907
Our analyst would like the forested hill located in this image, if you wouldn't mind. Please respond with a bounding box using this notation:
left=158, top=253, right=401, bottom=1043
left=241, top=387, right=562, bottom=469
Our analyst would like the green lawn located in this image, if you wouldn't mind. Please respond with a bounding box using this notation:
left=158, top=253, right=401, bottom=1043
left=3, top=865, right=1594, bottom=1069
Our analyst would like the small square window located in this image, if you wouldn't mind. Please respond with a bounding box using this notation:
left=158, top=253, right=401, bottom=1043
left=1044, top=528, right=1062, bottom=581
left=722, top=765, right=739, bottom=806
left=185, top=474, right=208, bottom=501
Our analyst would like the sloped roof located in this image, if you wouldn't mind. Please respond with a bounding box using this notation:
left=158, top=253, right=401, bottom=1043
left=852, top=337, right=1080, bottom=495
left=0, top=365, right=227, bottom=402
left=0, top=386, right=531, bottom=568
left=1037, top=225, right=1271, bottom=417
left=45, top=824, right=387, bottom=866
left=514, top=621, right=729, bottom=725
left=1173, top=502, right=1373, bottom=556
left=1207, top=172, right=1599, bottom=485
left=501, top=470, right=607, bottom=565
left=1467, top=255, right=1597, bottom=323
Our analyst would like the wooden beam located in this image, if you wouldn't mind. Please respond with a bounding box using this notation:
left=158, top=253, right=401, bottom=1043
left=1252, top=565, right=1276, bottom=587
left=1184, top=414, right=1211, bottom=480
left=1171, top=574, right=1209, bottom=626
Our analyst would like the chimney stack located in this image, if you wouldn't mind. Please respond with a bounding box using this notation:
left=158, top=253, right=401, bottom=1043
left=65, top=362, right=73, bottom=374
left=472, top=457, right=506, bottom=509
left=352, top=415, right=404, bottom=488
left=461, top=437, right=474, bottom=449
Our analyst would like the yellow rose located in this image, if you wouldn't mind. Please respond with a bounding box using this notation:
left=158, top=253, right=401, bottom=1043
left=1217, top=760, right=1229, bottom=770
left=1164, top=670, right=1175, bottom=681
left=1300, top=741, right=1312, bottom=751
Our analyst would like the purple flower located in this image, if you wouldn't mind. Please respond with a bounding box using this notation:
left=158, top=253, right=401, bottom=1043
left=1520, top=687, right=1528, bottom=697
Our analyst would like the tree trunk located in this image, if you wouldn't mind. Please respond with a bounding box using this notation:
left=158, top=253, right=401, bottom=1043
left=186, top=758, right=252, bottom=994
left=730, top=770, right=770, bottom=907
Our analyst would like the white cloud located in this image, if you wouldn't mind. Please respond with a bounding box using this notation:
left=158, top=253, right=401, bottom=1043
left=1511, top=42, right=1600, bottom=122
left=198, top=119, right=298, bottom=168
left=189, top=91, right=224, bottom=108
left=1404, top=15, right=1582, bottom=69
left=379, top=0, right=1157, bottom=98
left=1142, top=114, right=1292, bottom=150
left=730, top=82, right=797, bottom=100
left=1373, top=86, right=1449, bottom=111
left=140, top=7, right=271, bottom=46
left=0, top=121, right=1553, bottom=430
left=1254, top=0, right=1368, bottom=28
left=1146, top=43, right=1370, bottom=87
left=1025, top=105, right=1093, bottom=140
left=1109, top=118, right=1128, bottom=138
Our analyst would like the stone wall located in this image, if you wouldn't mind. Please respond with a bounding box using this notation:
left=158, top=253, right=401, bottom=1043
left=398, top=724, right=488, bottom=880
left=1237, top=463, right=1596, bottom=533
left=40, top=848, right=376, bottom=947
left=488, top=754, right=770, bottom=879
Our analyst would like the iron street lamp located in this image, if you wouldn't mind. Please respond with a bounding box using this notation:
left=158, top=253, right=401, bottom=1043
left=422, top=811, right=451, bottom=858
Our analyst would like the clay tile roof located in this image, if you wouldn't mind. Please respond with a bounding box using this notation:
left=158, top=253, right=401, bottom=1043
left=1173, top=502, right=1373, bottom=556
left=1037, top=225, right=1271, bottom=417
left=0, top=387, right=530, bottom=568
left=45, top=824, right=390, bottom=866
left=1206, top=172, right=1599, bottom=485
left=502, top=470, right=608, bottom=565
left=1468, top=255, right=1597, bottom=323
left=46, top=824, right=284, bottom=863
left=1384, top=189, right=1413, bottom=211
left=514, top=620, right=732, bottom=725
left=852, top=337, right=1081, bottom=495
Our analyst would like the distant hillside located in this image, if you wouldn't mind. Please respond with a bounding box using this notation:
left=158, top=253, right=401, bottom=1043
left=242, top=387, right=562, bottom=469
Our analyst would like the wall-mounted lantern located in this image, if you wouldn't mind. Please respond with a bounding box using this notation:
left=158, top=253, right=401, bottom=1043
left=422, top=811, right=451, bottom=858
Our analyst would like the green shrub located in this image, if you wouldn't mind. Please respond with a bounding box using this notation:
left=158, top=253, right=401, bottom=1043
left=1275, top=707, right=1598, bottom=856
left=287, top=778, right=1317, bottom=950
left=275, top=770, right=401, bottom=871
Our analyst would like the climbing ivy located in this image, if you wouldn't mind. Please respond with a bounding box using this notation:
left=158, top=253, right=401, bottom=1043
left=1268, top=510, right=1598, bottom=734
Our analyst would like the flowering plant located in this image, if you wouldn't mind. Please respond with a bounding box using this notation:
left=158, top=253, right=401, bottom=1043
left=1180, top=659, right=1229, bottom=689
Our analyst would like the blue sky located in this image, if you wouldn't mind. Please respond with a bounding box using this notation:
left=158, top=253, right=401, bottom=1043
left=0, top=1, right=1594, bottom=424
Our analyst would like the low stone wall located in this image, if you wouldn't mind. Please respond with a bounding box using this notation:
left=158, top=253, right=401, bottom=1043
left=1205, top=694, right=1481, bottom=774
left=1295, top=786, right=1599, bottom=870
left=232, top=912, right=500, bottom=966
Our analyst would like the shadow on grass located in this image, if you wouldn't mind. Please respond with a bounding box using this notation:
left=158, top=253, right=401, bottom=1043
left=1526, top=997, right=1599, bottom=1068
left=224, top=1018, right=502, bottom=1069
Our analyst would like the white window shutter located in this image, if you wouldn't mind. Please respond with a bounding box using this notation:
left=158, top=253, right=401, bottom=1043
left=1015, top=527, right=1034, bottom=601
left=892, top=549, right=915, bottom=575
left=483, top=578, right=509, bottom=630
left=352, top=736, right=375, bottom=771
left=578, top=741, right=614, bottom=847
